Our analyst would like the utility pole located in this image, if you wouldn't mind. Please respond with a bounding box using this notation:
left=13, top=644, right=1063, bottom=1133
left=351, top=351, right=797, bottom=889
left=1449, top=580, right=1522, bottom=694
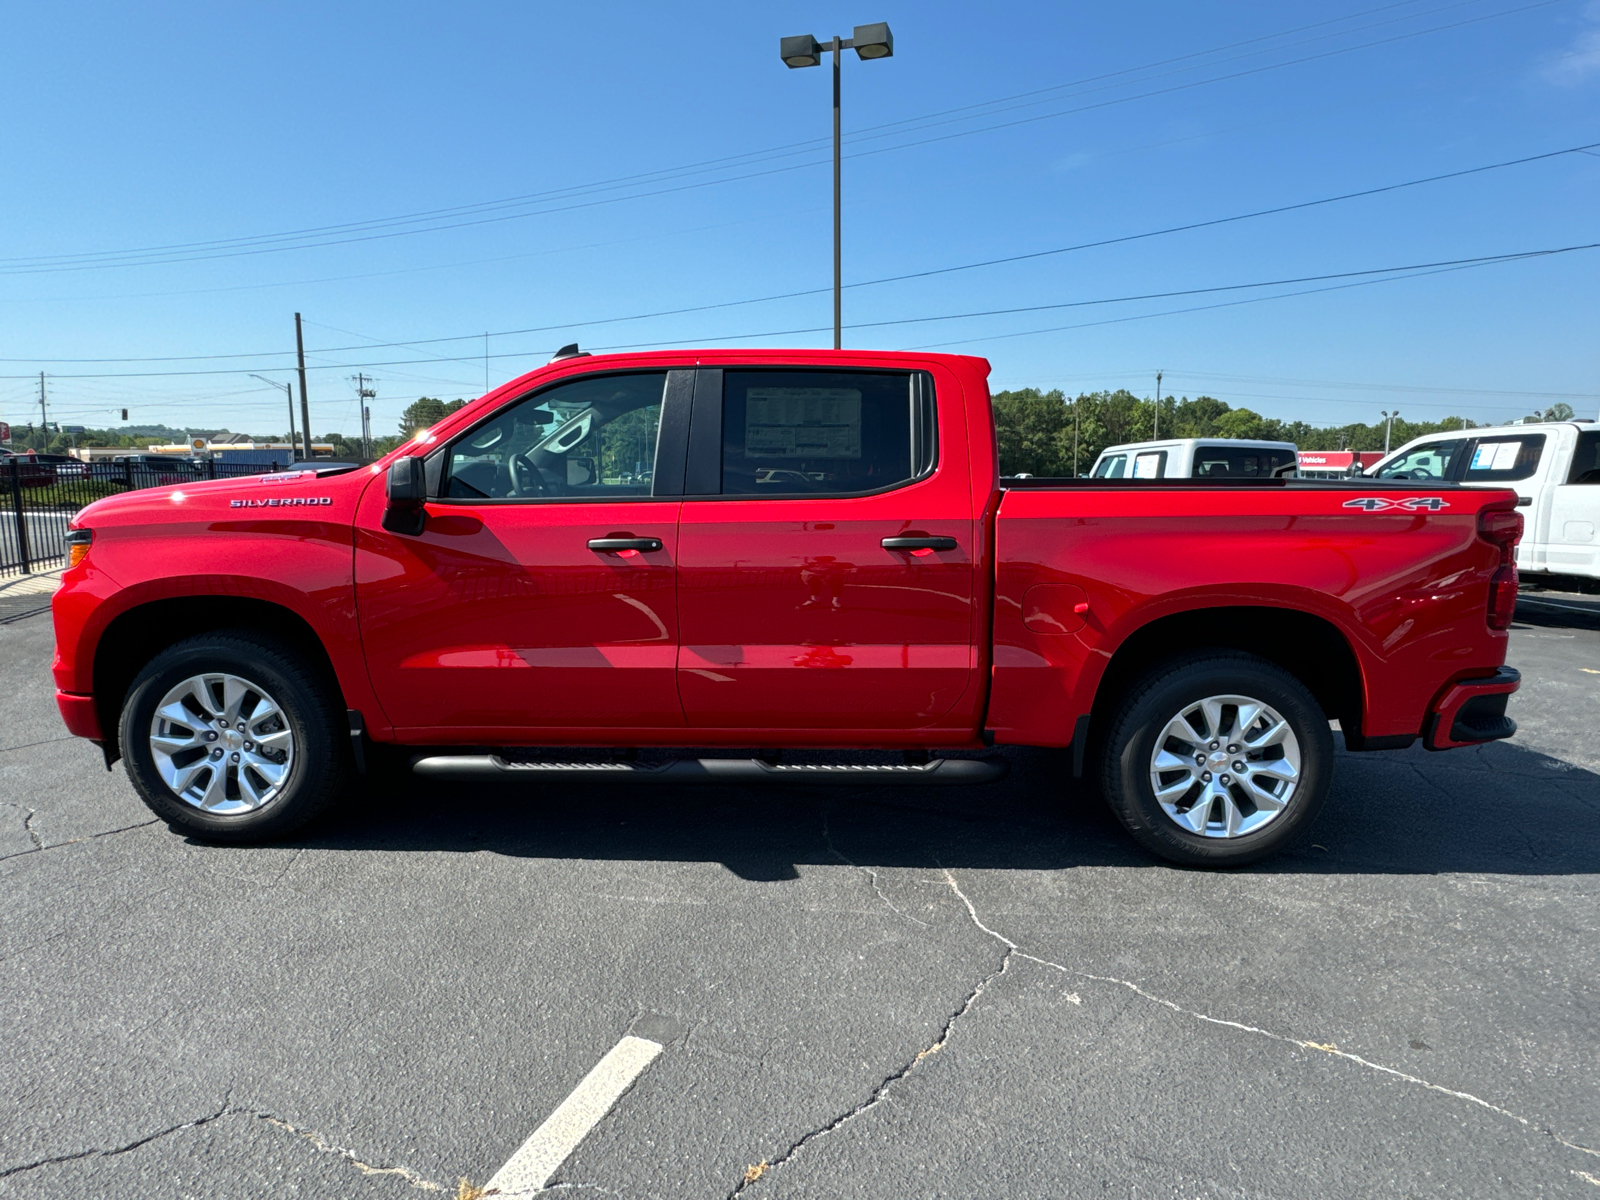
left=1154, top=370, right=1163, bottom=440
left=1073, top=395, right=1081, bottom=476
left=484, top=332, right=490, bottom=394
left=294, top=313, right=313, bottom=462
left=352, top=373, right=377, bottom=459
left=1382, top=409, right=1399, bottom=454
left=38, top=373, right=47, bottom=450
left=248, top=374, right=297, bottom=459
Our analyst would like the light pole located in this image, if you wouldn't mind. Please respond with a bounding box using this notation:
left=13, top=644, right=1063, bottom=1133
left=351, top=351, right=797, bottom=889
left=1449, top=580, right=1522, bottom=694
left=249, top=375, right=299, bottom=460
left=780, top=22, right=894, bottom=350
left=1381, top=409, right=1399, bottom=454
left=1154, top=370, right=1163, bottom=439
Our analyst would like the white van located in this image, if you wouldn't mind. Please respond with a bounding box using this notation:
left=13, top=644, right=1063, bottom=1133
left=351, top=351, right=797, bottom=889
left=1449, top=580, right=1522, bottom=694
left=1367, top=421, right=1600, bottom=583
left=1089, top=438, right=1299, bottom=480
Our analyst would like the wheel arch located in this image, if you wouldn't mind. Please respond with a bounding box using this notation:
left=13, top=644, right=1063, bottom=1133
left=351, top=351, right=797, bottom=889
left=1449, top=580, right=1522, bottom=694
left=1087, top=605, right=1367, bottom=751
left=93, top=596, right=346, bottom=765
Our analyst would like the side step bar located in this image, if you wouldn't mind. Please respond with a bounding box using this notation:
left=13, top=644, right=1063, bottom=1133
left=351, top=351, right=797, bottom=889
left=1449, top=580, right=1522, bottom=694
left=411, top=755, right=1007, bottom=786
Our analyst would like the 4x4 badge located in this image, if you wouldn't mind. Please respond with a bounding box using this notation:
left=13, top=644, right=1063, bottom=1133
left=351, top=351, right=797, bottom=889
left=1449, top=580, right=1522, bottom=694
left=1342, top=497, right=1451, bottom=512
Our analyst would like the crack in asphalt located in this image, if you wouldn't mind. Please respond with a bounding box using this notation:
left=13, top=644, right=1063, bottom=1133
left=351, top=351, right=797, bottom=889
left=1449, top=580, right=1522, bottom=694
left=22, top=807, right=42, bottom=850
left=729, top=917, right=1010, bottom=1195
left=819, top=809, right=931, bottom=928
left=939, top=867, right=1600, bottom=1167
left=254, top=1113, right=447, bottom=1191
left=0, top=1105, right=452, bottom=1192
left=0, top=818, right=158, bottom=863
left=0, top=1100, right=234, bottom=1179
left=0, top=735, right=77, bottom=755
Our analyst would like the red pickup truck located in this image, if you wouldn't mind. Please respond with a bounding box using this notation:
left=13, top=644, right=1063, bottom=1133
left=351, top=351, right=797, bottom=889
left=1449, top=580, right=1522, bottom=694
left=51, top=348, right=1523, bottom=866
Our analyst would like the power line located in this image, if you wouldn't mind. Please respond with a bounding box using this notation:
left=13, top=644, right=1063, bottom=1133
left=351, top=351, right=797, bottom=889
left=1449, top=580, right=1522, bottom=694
left=6, top=135, right=1596, bottom=368
left=4, top=237, right=1593, bottom=380
left=0, top=0, right=1567, bottom=276
left=0, top=0, right=1454, bottom=271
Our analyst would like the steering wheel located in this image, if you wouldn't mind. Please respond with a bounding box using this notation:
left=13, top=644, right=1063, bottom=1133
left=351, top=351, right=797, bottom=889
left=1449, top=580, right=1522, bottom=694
left=1405, top=467, right=1436, bottom=480
left=510, top=453, right=549, bottom=497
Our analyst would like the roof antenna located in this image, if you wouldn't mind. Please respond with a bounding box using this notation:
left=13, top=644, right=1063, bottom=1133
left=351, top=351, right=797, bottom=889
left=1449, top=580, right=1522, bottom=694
left=550, top=343, right=590, bottom=362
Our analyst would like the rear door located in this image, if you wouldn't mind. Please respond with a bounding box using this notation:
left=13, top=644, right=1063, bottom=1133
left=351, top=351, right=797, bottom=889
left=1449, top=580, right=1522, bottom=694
left=675, top=365, right=979, bottom=733
left=1543, top=429, right=1600, bottom=577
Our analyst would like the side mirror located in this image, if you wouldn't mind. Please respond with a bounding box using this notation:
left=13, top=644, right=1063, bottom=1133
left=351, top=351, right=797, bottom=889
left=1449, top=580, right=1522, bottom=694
left=382, top=456, right=427, bottom=535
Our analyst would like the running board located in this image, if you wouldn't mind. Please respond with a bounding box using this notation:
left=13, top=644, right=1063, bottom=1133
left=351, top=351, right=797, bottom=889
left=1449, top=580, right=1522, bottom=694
left=411, top=755, right=1007, bottom=786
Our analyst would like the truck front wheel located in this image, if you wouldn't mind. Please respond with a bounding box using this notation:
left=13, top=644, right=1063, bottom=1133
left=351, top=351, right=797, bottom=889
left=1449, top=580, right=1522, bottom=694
left=1098, top=653, right=1333, bottom=867
left=119, top=631, right=349, bottom=842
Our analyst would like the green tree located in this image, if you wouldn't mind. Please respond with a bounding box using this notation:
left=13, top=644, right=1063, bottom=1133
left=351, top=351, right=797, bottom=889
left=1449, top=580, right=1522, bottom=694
left=399, top=397, right=465, bottom=438
left=991, top=388, right=1072, bottom=475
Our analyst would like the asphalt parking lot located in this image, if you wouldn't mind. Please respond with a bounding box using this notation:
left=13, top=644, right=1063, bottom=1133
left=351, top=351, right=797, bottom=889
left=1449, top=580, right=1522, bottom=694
left=2, top=593, right=1597, bottom=1199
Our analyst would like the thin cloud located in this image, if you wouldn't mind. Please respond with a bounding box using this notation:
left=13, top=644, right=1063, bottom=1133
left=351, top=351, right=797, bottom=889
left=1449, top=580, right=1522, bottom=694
left=1543, top=1, right=1600, bottom=84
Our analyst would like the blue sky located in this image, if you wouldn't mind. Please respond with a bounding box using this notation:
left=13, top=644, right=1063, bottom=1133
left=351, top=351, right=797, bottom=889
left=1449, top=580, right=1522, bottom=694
left=2, top=0, right=1597, bottom=439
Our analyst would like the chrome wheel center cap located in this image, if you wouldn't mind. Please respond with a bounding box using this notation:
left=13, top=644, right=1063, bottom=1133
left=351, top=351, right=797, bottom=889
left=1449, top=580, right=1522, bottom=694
left=1208, top=750, right=1231, bottom=771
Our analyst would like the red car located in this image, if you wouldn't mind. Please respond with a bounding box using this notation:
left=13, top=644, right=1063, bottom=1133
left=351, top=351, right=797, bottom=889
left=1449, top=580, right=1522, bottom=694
left=50, top=349, right=1522, bottom=865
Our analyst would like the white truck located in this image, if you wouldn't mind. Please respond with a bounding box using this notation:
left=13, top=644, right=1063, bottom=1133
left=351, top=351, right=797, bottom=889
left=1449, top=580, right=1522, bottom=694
left=1089, top=438, right=1299, bottom=479
left=1368, top=420, right=1600, bottom=585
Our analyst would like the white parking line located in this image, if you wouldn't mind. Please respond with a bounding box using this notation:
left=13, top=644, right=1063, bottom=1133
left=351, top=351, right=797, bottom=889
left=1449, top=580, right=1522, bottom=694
left=484, top=1034, right=664, bottom=1196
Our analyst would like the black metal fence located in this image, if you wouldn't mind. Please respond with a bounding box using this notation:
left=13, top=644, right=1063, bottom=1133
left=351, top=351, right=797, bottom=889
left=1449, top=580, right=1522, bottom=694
left=1, top=457, right=282, bottom=577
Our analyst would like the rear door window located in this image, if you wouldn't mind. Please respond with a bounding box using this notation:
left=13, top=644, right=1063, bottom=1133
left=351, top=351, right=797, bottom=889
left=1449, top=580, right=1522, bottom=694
left=1131, top=450, right=1166, bottom=478
left=1375, top=440, right=1463, bottom=481
left=1462, top=434, right=1545, bottom=483
left=718, top=369, right=936, bottom=496
left=1191, top=445, right=1297, bottom=477
left=1568, top=430, right=1600, bottom=484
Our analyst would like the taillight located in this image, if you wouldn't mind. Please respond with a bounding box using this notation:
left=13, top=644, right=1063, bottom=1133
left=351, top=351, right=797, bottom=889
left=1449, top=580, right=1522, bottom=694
left=1478, top=508, right=1522, bottom=554
left=1478, top=507, right=1521, bottom=631
left=66, top=527, right=92, bottom=568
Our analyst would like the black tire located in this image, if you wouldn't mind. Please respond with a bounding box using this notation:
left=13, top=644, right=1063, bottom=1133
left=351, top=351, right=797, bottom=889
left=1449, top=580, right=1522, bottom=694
left=119, top=631, right=350, bottom=842
left=1098, top=652, right=1333, bottom=867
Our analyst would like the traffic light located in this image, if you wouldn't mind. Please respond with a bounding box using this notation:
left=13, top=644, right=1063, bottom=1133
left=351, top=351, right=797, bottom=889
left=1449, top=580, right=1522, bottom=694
left=121, top=409, right=128, bottom=421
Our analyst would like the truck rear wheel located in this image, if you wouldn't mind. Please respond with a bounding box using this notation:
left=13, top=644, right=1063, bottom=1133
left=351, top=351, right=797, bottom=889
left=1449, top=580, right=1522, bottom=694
left=1098, top=653, right=1333, bottom=867
left=119, top=631, right=349, bottom=842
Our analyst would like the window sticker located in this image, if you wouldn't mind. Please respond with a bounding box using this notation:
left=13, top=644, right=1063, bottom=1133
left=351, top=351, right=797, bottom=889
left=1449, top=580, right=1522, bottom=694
left=1471, top=441, right=1522, bottom=472
left=745, top=388, right=862, bottom=459
left=1132, top=452, right=1163, bottom=479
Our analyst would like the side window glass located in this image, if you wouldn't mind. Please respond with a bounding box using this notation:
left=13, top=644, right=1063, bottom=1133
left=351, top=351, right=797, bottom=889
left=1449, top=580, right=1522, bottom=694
left=1569, top=431, right=1600, bottom=484
left=1093, top=454, right=1127, bottom=478
left=1462, top=434, right=1545, bottom=483
left=1193, top=446, right=1295, bottom=477
left=719, top=369, right=935, bottom=496
left=1131, top=451, right=1166, bottom=478
left=443, top=372, right=666, bottom=501
left=1376, top=440, right=1462, bottom=480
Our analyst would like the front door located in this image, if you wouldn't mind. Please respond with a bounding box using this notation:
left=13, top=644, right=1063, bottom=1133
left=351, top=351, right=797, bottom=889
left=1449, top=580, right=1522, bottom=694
left=675, top=365, right=978, bottom=733
left=356, top=369, right=685, bottom=738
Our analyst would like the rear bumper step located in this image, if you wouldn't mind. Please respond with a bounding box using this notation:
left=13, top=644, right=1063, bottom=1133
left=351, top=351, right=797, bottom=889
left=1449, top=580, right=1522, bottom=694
left=411, top=755, right=1008, bottom=785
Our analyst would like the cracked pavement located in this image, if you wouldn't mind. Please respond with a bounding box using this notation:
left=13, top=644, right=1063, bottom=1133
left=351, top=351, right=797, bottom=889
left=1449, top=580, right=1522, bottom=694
left=2, top=603, right=1598, bottom=1198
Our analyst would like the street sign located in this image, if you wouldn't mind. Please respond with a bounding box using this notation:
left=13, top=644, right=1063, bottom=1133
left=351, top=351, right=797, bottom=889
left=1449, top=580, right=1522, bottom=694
left=61, top=424, right=87, bottom=434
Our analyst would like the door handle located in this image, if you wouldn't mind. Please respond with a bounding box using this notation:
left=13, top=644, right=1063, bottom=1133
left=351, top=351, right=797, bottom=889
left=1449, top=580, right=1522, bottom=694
left=881, top=535, right=958, bottom=551
left=587, top=536, right=664, bottom=553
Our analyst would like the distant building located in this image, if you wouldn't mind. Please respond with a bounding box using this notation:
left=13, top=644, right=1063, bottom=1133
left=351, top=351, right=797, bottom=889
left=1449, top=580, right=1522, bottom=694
left=1296, top=450, right=1384, bottom=478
